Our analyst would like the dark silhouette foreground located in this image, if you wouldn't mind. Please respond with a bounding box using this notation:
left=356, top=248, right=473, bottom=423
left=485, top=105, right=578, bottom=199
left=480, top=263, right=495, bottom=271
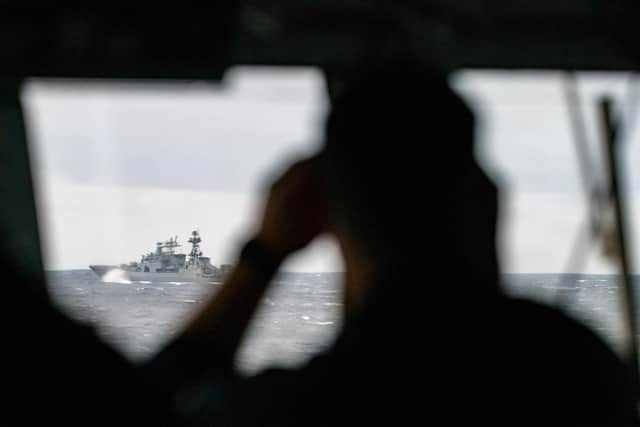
left=150, top=61, right=639, bottom=426
left=8, top=61, right=638, bottom=426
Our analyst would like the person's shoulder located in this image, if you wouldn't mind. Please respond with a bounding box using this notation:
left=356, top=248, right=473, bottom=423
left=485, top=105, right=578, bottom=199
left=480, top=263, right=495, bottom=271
left=496, top=297, right=639, bottom=424
left=502, top=296, right=614, bottom=356
left=505, top=299, right=633, bottom=385
left=504, top=297, right=602, bottom=337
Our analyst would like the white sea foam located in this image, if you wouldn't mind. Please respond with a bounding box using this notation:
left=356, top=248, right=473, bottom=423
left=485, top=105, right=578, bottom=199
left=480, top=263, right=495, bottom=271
left=102, top=269, right=132, bottom=284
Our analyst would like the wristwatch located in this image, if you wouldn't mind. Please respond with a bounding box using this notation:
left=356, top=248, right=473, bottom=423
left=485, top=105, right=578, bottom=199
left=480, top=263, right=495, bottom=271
left=239, top=237, right=283, bottom=275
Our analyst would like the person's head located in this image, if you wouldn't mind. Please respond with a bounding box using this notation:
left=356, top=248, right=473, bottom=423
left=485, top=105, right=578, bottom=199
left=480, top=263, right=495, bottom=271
left=320, top=60, right=500, bottom=299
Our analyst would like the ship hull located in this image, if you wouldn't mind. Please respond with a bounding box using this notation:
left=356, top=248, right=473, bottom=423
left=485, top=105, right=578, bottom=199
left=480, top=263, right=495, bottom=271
left=89, top=265, right=221, bottom=284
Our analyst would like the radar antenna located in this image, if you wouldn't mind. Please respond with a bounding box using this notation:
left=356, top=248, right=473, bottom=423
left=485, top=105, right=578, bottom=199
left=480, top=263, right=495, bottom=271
left=188, top=229, right=203, bottom=264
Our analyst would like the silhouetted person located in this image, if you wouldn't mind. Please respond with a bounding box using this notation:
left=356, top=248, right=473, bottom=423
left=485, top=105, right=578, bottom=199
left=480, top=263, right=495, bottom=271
left=150, top=60, right=640, bottom=426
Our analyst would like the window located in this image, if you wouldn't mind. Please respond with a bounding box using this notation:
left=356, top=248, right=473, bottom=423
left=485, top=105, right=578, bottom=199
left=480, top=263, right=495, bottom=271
left=25, top=67, right=343, bottom=373
left=25, top=68, right=639, bottom=373
left=453, top=71, right=639, bottom=354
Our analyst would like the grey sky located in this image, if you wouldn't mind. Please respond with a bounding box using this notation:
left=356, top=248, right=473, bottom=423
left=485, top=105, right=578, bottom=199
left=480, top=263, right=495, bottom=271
left=25, top=68, right=328, bottom=193
left=23, top=67, right=639, bottom=273
left=453, top=71, right=640, bottom=193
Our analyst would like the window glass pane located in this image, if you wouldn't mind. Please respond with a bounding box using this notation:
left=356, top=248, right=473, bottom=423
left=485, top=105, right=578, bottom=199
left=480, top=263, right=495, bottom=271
left=24, top=67, right=344, bottom=373
left=25, top=68, right=639, bottom=372
left=453, top=71, right=639, bottom=354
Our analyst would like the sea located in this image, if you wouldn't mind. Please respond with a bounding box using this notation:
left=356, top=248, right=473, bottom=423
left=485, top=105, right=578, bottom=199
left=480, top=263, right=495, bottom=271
left=46, top=270, right=634, bottom=374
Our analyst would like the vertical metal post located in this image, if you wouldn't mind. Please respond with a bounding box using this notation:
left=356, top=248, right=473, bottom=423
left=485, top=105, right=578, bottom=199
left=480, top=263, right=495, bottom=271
left=599, top=97, right=639, bottom=391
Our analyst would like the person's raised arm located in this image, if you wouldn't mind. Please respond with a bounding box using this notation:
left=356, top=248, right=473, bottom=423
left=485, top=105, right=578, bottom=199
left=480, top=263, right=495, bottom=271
left=180, top=156, right=328, bottom=369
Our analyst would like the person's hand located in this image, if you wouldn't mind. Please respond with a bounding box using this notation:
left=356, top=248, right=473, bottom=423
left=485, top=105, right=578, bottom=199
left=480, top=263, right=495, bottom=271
left=255, top=155, right=328, bottom=260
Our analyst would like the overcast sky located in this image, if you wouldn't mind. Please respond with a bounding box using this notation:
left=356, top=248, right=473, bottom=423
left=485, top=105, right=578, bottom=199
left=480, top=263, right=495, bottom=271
left=22, top=67, right=639, bottom=273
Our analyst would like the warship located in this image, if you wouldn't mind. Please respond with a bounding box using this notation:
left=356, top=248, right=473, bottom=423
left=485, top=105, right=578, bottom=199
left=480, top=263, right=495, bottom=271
left=90, top=230, right=232, bottom=283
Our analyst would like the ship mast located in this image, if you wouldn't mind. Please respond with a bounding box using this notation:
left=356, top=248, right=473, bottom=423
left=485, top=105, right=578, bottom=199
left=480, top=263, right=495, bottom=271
left=188, top=230, right=203, bottom=265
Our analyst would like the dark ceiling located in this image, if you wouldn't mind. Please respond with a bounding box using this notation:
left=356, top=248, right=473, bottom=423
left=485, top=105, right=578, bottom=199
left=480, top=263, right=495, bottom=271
left=0, top=1, right=638, bottom=80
